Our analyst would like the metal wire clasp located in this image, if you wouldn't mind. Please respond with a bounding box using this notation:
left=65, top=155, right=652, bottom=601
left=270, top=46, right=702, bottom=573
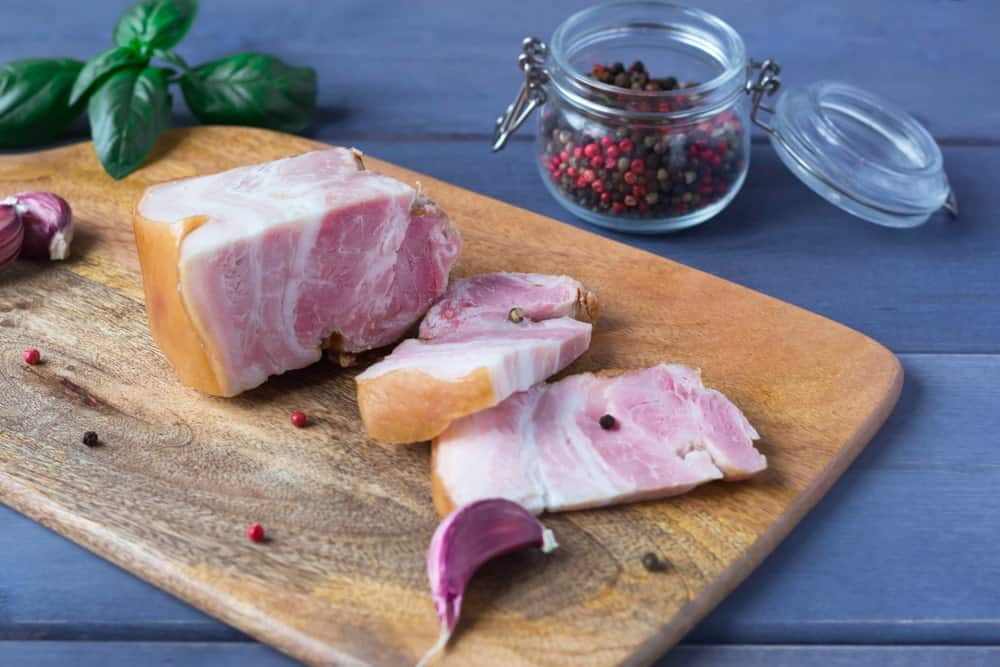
left=492, top=37, right=549, bottom=152
left=746, top=59, right=782, bottom=133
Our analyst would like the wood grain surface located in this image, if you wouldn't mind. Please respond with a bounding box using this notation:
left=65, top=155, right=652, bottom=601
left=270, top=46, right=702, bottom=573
left=0, top=126, right=901, bottom=666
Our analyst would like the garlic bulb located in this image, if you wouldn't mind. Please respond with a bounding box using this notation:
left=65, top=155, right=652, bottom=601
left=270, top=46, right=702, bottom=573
left=3, top=191, right=73, bottom=260
left=0, top=203, right=24, bottom=272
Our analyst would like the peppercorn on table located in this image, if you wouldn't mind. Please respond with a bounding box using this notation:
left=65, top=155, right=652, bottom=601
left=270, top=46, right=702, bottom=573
left=2, top=1, right=999, bottom=666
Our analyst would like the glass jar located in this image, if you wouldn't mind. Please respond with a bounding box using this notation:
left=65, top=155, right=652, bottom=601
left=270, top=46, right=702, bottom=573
left=494, top=2, right=750, bottom=233
left=493, top=1, right=955, bottom=233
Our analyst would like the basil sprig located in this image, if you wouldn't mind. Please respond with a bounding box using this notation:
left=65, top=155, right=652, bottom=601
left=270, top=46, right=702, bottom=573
left=0, top=0, right=317, bottom=179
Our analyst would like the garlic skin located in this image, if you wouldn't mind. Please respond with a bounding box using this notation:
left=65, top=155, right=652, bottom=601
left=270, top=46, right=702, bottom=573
left=418, top=498, right=557, bottom=666
left=0, top=204, right=24, bottom=272
left=3, top=192, right=73, bottom=260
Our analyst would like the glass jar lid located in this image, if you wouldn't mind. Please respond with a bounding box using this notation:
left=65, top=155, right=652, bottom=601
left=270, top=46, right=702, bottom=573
left=750, top=61, right=956, bottom=228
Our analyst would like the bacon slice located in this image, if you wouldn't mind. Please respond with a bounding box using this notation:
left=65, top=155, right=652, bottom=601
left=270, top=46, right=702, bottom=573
left=431, top=364, right=766, bottom=515
left=356, top=273, right=598, bottom=444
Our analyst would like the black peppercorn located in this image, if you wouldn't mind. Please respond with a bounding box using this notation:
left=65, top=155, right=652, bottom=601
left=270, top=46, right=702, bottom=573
left=641, top=552, right=669, bottom=572
left=82, top=431, right=100, bottom=447
left=599, top=414, right=616, bottom=430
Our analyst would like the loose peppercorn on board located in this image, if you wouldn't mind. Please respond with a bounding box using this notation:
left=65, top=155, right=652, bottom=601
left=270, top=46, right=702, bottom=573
left=0, top=127, right=901, bottom=667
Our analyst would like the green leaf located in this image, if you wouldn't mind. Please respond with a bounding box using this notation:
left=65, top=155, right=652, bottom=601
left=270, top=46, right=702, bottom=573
left=114, top=0, right=198, bottom=50
left=0, top=58, right=85, bottom=147
left=88, top=67, right=172, bottom=179
left=152, top=48, right=189, bottom=72
left=181, top=53, right=316, bottom=133
left=70, top=46, right=147, bottom=106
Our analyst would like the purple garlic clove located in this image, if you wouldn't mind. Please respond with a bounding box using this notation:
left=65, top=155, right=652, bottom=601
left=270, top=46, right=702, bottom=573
left=3, top=191, right=73, bottom=260
left=0, top=203, right=24, bottom=273
left=418, top=498, right=558, bottom=666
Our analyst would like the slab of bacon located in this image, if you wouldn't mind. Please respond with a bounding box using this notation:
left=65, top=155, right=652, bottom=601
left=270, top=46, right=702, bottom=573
left=134, top=148, right=461, bottom=397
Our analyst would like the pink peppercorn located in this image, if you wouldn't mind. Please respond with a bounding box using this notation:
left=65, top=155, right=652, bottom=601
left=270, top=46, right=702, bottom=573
left=290, top=411, right=307, bottom=427
left=566, top=167, right=577, bottom=179
left=247, top=523, right=265, bottom=542
left=583, top=143, right=600, bottom=158
left=629, top=158, right=645, bottom=174
left=600, top=192, right=611, bottom=203
left=611, top=202, right=625, bottom=213
left=605, top=145, right=620, bottom=160
left=604, top=157, right=617, bottom=170
left=573, top=146, right=583, bottom=159
left=590, top=156, right=603, bottom=168
left=618, top=138, right=634, bottom=153
left=582, top=169, right=596, bottom=183
left=591, top=179, right=604, bottom=192
left=23, top=348, right=41, bottom=365
left=600, top=136, right=614, bottom=147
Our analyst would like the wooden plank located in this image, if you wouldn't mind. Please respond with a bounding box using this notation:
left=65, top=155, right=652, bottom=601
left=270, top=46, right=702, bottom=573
left=0, top=641, right=298, bottom=666
left=660, top=646, right=1000, bottom=667
left=0, top=354, right=992, bottom=646
left=1, top=643, right=999, bottom=667
left=1, top=1, right=997, bottom=142
left=0, top=126, right=900, bottom=666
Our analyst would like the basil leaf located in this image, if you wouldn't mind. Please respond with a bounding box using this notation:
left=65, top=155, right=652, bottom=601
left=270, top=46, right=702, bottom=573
left=114, top=0, right=198, bottom=50
left=70, top=46, right=147, bottom=106
left=181, top=53, right=316, bottom=133
left=88, top=67, right=172, bottom=179
left=0, top=58, right=85, bottom=147
left=152, top=48, right=189, bottom=72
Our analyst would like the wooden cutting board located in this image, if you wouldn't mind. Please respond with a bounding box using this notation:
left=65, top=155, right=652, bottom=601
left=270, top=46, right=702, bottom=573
left=0, top=127, right=901, bottom=667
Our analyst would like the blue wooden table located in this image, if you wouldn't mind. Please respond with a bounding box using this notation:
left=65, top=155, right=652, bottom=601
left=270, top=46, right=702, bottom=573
left=3, top=1, right=999, bottom=665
